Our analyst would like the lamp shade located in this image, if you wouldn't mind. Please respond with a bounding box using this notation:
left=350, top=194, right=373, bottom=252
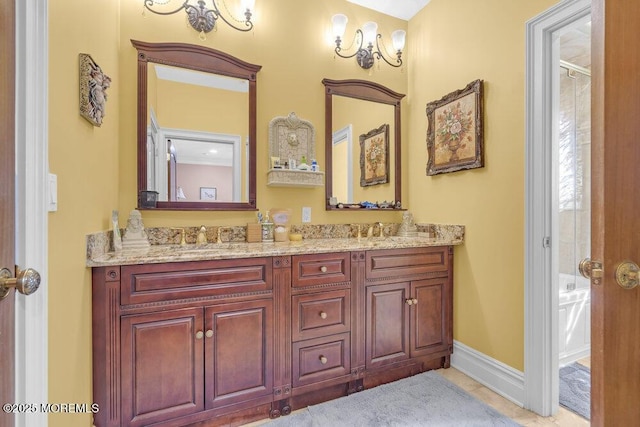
left=391, top=29, right=406, bottom=52
left=331, top=14, right=348, bottom=39
left=241, top=0, right=255, bottom=11
left=362, top=21, right=378, bottom=45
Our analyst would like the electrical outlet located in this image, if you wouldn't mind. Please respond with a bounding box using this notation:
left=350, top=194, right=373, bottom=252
left=302, top=207, right=311, bottom=223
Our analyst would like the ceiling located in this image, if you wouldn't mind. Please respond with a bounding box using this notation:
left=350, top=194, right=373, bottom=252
left=347, top=0, right=432, bottom=20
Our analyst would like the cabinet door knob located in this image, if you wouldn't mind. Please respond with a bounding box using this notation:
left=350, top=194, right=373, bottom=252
left=319, top=356, right=328, bottom=364
left=319, top=311, right=328, bottom=319
left=405, top=298, right=413, bottom=306
left=205, top=329, right=214, bottom=338
left=320, top=266, right=328, bottom=273
left=412, top=298, right=418, bottom=305
left=195, top=331, right=204, bottom=339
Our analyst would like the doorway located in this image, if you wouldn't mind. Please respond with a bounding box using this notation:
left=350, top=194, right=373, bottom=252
left=524, top=0, right=591, bottom=417
left=555, top=17, right=591, bottom=420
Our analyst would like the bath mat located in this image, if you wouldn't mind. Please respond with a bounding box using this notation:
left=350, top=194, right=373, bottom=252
left=559, top=362, right=590, bottom=420
left=265, top=370, right=520, bottom=426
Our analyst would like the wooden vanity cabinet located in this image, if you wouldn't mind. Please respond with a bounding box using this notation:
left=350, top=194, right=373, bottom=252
left=362, top=247, right=453, bottom=386
left=92, top=258, right=274, bottom=427
left=289, top=253, right=353, bottom=400
left=91, top=246, right=453, bottom=426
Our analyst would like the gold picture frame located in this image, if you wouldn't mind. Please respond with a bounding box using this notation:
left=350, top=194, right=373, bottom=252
left=360, top=124, right=390, bottom=187
left=426, top=79, right=484, bottom=175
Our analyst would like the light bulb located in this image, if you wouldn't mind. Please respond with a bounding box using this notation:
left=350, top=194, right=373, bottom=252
left=362, top=21, right=378, bottom=46
left=391, top=30, right=406, bottom=52
left=331, top=14, right=348, bottom=39
left=241, top=0, right=255, bottom=11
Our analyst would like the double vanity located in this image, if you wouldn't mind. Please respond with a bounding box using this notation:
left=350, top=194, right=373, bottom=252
left=88, top=230, right=462, bottom=426
left=86, top=37, right=464, bottom=426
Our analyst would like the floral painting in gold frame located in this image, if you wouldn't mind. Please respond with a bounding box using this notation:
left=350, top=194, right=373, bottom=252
left=360, top=124, right=390, bottom=187
left=426, top=79, right=484, bottom=175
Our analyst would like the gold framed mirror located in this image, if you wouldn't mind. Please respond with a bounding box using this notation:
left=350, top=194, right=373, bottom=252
left=322, top=79, right=405, bottom=210
left=132, top=40, right=261, bottom=210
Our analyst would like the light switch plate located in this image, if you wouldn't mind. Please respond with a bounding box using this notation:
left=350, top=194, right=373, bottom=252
left=302, top=207, right=311, bottom=223
left=48, top=173, right=58, bottom=212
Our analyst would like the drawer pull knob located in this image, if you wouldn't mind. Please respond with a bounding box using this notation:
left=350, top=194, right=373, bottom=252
left=205, top=329, right=214, bottom=338
left=319, top=311, right=328, bottom=319
left=319, top=356, right=328, bottom=364
left=195, top=331, right=204, bottom=339
left=320, top=266, right=328, bottom=273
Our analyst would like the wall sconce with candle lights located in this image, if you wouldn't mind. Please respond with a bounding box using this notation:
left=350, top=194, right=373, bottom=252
left=143, top=0, right=256, bottom=40
left=331, top=14, right=406, bottom=69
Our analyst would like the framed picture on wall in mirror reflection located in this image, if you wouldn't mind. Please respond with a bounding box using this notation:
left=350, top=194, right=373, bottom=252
left=200, top=187, right=217, bottom=201
left=360, top=123, right=390, bottom=187
left=426, top=79, right=484, bottom=175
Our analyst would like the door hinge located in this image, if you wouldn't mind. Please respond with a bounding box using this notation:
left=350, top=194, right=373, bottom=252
left=543, top=236, right=551, bottom=248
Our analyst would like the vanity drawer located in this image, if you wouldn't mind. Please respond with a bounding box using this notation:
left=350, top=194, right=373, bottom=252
left=292, top=252, right=350, bottom=288
left=292, top=289, right=350, bottom=341
left=292, top=333, right=351, bottom=387
left=120, top=258, right=271, bottom=305
left=366, top=247, right=449, bottom=280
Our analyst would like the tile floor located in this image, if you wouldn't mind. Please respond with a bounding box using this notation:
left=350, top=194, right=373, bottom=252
left=245, top=362, right=591, bottom=426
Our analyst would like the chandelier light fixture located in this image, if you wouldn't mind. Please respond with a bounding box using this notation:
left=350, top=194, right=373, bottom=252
left=143, top=0, right=256, bottom=39
left=331, top=14, right=406, bottom=69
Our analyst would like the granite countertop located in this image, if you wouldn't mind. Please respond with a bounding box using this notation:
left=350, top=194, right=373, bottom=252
left=86, top=234, right=463, bottom=267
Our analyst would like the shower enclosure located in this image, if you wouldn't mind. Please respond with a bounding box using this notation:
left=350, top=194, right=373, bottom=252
left=557, top=55, right=591, bottom=366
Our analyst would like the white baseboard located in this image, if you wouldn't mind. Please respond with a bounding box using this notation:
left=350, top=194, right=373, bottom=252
left=559, top=346, right=590, bottom=367
left=450, top=340, right=525, bottom=407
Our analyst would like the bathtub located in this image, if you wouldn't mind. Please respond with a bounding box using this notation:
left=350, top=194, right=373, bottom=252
left=558, top=273, right=591, bottom=366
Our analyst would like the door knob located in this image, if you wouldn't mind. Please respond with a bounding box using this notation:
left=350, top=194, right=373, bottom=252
left=0, top=267, right=41, bottom=300
left=615, top=261, right=639, bottom=289
left=579, top=258, right=603, bottom=283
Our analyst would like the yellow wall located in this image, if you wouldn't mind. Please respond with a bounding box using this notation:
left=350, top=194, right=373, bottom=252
left=48, top=1, right=121, bottom=426
left=407, top=0, right=559, bottom=370
left=48, top=1, right=406, bottom=426
left=47, top=0, right=565, bottom=425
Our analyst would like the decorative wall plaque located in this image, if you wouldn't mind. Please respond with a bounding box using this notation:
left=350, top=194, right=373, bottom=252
left=267, top=112, right=323, bottom=187
left=79, top=53, right=111, bottom=127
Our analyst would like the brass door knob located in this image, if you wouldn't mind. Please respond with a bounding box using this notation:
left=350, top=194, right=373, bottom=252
left=578, top=258, right=592, bottom=279
left=615, top=261, right=639, bottom=289
left=0, top=267, right=41, bottom=300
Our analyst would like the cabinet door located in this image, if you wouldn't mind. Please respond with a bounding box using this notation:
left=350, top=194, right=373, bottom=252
left=365, top=282, right=410, bottom=369
left=410, top=278, right=451, bottom=358
left=205, top=299, right=273, bottom=410
left=121, top=308, right=204, bottom=427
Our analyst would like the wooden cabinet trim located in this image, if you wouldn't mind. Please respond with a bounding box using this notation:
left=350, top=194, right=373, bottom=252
left=121, top=258, right=272, bottom=305
left=365, top=247, right=449, bottom=281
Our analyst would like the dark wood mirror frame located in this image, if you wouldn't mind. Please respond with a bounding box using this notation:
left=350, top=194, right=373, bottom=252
left=132, top=40, right=261, bottom=210
left=322, top=79, right=405, bottom=211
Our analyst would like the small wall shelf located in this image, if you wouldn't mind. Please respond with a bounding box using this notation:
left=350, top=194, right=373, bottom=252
left=268, top=112, right=321, bottom=188
left=267, top=169, right=324, bottom=187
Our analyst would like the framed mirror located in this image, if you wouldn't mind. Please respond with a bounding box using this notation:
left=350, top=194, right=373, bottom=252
left=322, top=79, right=405, bottom=210
left=132, top=40, right=261, bottom=210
